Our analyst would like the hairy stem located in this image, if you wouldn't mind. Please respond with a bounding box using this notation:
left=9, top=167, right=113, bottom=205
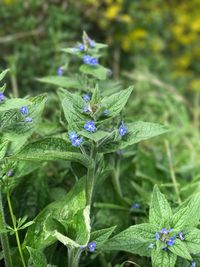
left=7, top=191, right=27, bottom=267
left=165, top=140, right=181, bottom=204
left=68, top=248, right=82, bottom=267
left=0, top=187, right=13, bottom=267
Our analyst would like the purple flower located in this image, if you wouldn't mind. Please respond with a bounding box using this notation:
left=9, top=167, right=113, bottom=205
left=155, top=232, right=160, bottom=241
left=57, top=67, right=63, bottom=76
left=88, top=241, right=96, bottom=252
left=25, top=117, right=32, bottom=123
left=69, top=131, right=78, bottom=141
left=118, top=122, right=127, bottom=136
left=160, top=228, right=169, bottom=235
left=90, top=57, right=98, bottom=66
left=178, top=231, right=184, bottom=241
left=71, top=137, right=83, bottom=147
left=83, top=55, right=92, bottom=65
left=83, top=94, right=91, bottom=102
left=0, top=92, right=5, bottom=102
left=84, top=121, right=96, bottom=132
left=20, top=106, right=28, bottom=115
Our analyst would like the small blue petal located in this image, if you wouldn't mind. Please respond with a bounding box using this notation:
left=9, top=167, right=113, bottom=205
left=131, top=203, right=140, bottom=209
left=57, top=67, right=63, bottom=76
left=178, top=231, right=184, bottom=241
left=77, top=43, right=85, bottom=51
left=69, top=131, right=78, bottom=141
left=0, top=92, right=5, bottom=102
left=88, top=241, right=96, bottom=252
left=160, top=228, right=169, bottom=235
left=118, top=122, right=127, bottom=136
left=166, top=237, right=175, bottom=246
left=83, top=94, right=91, bottom=102
left=20, top=106, right=29, bottom=115
left=72, top=137, right=83, bottom=147
left=90, top=57, right=98, bottom=66
left=155, top=232, right=160, bottom=241
left=7, top=170, right=13, bottom=177
left=190, top=262, right=196, bottom=267
left=83, top=55, right=92, bottom=65
left=84, top=121, right=96, bottom=132
left=25, top=117, right=32, bottom=123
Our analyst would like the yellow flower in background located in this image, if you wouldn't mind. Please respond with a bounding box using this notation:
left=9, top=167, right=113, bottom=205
left=120, top=14, right=132, bottom=23
left=191, top=19, right=200, bottom=32
left=121, top=29, right=147, bottom=51
left=190, top=79, right=200, bottom=90
left=105, top=4, right=121, bottom=20
left=3, top=0, right=15, bottom=4
left=175, top=55, right=191, bottom=69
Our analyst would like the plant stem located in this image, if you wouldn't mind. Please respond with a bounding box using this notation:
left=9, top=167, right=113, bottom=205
left=7, top=191, right=27, bottom=267
left=86, top=146, right=97, bottom=206
left=68, top=248, right=81, bottom=267
left=0, top=187, right=13, bottom=267
left=165, top=140, right=181, bottom=204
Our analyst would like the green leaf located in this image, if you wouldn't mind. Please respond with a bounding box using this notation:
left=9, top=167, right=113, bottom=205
left=37, top=76, right=82, bottom=89
left=151, top=247, right=177, bottom=267
left=79, top=130, right=111, bottom=143
left=90, top=226, right=116, bottom=247
left=184, top=228, right=200, bottom=254
left=0, top=98, right=31, bottom=112
left=60, top=89, right=86, bottom=131
left=24, top=177, right=90, bottom=250
left=10, top=137, right=93, bottom=168
left=172, top=207, right=190, bottom=230
left=100, top=86, right=133, bottom=118
left=175, top=194, right=200, bottom=227
left=26, top=247, right=47, bottom=267
left=169, top=239, right=192, bottom=260
left=79, top=64, right=109, bottom=80
left=100, top=121, right=169, bottom=153
left=0, top=69, right=9, bottom=82
left=1, top=94, right=47, bottom=153
left=0, top=138, right=8, bottom=160
left=101, top=223, right=156, bottom=257
left=53, top=231, right=80, bottom=248
left=149, top=185, right=172, bottom=227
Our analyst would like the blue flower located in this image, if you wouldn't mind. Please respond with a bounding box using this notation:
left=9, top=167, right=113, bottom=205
left=89, top=40, right=96, bottom=47
left=166, top=237, right=176, bottom=246
left=190, top=262, right=196, bottom=267
left=118, top=122, right=127, bottom=136
left=83, top=55, right=92, bottom=65
left=160, top=228, right=169, bottom=235
left=57, top=67, right=63, bottom=76
left=84, top=121, right=96, bottom=132
left=155, top=232, right=160, bottom=241
left=84, top=105, right=90, bottom=113
left=69, top=131, right=78, bottom=141
left=77, top=43, right=85, bottom=51
left=25, top=117, right=32, bottom=123
left=72, top=137, right=83, bottom=147
left=88, top=241, right=96, bottom=252
left=83, top=94, right=91, bottom=102
left=7, top=170, right=13, bottom=177
left=178, top=231, right=184, bottom=241
left=90, top=57, right=98, bottom=66
left=132, top=203, right=140, bottom=209
left=20, top=106, right=29, bottom=115
left=0, top=92, right=5, bottom=102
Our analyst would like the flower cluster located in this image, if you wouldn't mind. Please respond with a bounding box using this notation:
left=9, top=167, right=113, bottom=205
left=69, top=131, right=83, bottom=147
left=83, top=55, right=98, bottom=66
left=88, top=241, right=96, bottom=252
left=0, top=92, right=5, bottom=102
left=20, top=106, right=32, bottom=123
left=155, top=228, right=186, bottom=250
